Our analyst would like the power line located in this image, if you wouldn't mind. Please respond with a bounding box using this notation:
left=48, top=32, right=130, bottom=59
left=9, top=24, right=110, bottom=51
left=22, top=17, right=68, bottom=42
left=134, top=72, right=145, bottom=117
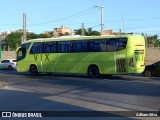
left=30, top=7, right=97, bottom=25
left=109, top=25, right=160, bottom=31
left=124, top=17, right=160, bottom=21
left=125, top=25, right=160, bottom=30
left=105, top=16, right=160, bottom=23
left=90, top=24, right=101, bottom=29
left=2, top=16, right=160, bottom=28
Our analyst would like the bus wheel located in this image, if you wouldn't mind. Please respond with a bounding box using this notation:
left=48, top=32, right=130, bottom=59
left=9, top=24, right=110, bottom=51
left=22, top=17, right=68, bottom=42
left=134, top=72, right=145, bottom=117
left=88, top=65, right=100, bottom=78
left=30, top=65, right=39, bottom=76
left=144, top=70, right=152, bottom=77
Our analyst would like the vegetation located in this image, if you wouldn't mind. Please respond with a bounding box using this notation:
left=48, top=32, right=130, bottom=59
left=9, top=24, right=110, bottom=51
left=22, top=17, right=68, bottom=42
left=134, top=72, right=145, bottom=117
left=27, top=33, right=49, bottom=40
left=6, top=32, right=22, bottom=49
left=146, top=34, right=160, bottom=47
left=75, top=27, right=100, bottom=36
left=6, top=32, right=49, bottom=50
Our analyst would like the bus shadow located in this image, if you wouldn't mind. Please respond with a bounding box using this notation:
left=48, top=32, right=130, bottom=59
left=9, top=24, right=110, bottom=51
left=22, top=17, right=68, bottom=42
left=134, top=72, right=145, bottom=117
left=2, top=70, right=160, bottom=111
left=20, top=73, right=160, bottom=97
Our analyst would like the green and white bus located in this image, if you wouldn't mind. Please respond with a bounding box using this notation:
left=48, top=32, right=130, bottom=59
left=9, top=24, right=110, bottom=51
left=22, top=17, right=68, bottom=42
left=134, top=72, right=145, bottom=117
left=16, top=34, right=145, bottom=77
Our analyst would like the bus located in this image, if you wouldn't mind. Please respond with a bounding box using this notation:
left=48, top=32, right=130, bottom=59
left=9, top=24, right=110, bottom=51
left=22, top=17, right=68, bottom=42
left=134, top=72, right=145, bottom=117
left=16, top=34, right=145, bottom=77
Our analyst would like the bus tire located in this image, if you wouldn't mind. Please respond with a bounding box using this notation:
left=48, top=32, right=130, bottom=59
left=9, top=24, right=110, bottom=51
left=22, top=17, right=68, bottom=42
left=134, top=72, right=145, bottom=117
left=143, top=70, right=152, bottom=77
left=88, top=65, right=100, bottom=78
left=30, top=65, right=39, bottom=76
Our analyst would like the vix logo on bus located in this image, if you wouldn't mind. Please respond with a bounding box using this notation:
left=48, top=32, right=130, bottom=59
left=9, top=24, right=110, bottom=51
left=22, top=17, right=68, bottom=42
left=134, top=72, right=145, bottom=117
left=33, top=54, right=50, bottom=61
left=135, top=54, right=144, bottom=61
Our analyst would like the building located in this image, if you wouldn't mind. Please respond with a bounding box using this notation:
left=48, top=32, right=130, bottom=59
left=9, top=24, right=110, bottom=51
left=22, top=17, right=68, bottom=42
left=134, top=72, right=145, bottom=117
left=44, top=31, right=53, bottom=37
left=53, top=26, right=72, bottom=37
left=102, top=30, right=119, bottom=35
left=0, top=31, right=12, bottom=49
left=0, top=31, right=11, bottom=41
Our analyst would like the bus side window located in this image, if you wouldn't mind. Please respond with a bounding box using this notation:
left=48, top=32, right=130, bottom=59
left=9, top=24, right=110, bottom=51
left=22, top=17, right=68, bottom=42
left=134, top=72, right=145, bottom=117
left=90, top=40, right=101, bottom=52
left=100, top=40, right=107, bottom=52
left=106, top=38, right=118, bottom=52
left=58, top=42, right=63, bottom=52
left=30, top=43, right=44, bottom=54
left=44, top=42, right=57, bottom=53
left=65, top=42, right=73, bottom=52
left=73, top=41, right=88, bottom=52
left=118, top=38, right=127, bottom=50
left=57, top=42, right=71, bottom=53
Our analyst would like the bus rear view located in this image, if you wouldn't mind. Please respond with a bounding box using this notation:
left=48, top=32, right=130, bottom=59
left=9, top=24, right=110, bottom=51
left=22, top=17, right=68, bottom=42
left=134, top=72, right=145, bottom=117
left=127, top=35, right=145, bottom=74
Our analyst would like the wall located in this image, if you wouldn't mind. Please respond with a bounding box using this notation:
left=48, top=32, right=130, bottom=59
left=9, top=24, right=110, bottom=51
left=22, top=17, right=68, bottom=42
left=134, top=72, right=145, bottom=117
left=1, top=51, right=16, bottom=60
left=145, top=47, right=160, bottom=65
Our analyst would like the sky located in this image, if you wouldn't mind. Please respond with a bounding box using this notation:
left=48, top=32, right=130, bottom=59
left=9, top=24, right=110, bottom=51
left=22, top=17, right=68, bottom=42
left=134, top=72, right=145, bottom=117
left=0, top=0, right=160, bottom=36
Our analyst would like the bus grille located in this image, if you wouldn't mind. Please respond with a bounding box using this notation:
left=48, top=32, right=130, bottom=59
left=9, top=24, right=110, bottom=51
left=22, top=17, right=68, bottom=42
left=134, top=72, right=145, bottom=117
left=116, top=59, right=126, bottom=73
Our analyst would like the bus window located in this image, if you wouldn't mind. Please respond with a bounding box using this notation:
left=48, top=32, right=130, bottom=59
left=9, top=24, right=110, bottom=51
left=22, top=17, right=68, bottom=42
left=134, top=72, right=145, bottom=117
left=73, top=41, right=89, bottom=52
left=65, top=42, right=73, bottom=52
left=57, top=41, right=72, bottom=53
left=44, top=42, right=57, bottom=53
left=21, top=43, right=31, bottom=51
left=99, top=40, right=107, bottom=52
left=30, top=43, right=44, bottom=54
left=90, top=40, right=101, bottom=52
left=118, top=38, right=127, bottom=50
left=106, top=38, right=118, bottom=52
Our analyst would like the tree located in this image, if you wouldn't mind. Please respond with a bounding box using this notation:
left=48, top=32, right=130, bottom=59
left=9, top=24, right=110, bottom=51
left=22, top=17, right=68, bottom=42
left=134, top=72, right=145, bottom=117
left=6, top=32, right=50, bottom=50
left=75, top=27, right=100, bottom=36
left=27, top=33, right=38, bottom=40
left=64, top=32, right=70, bottom=36
left=86, top=28, right=92, bottom=36
left=37, top=33, right=49, bottom=38
left=6, top=32, right=22, bottom=50
left=27, top=33, right=49, bottom=40
left=76, top=29, right=87, bottom=35
left=147, top=34, right=160, bottom=47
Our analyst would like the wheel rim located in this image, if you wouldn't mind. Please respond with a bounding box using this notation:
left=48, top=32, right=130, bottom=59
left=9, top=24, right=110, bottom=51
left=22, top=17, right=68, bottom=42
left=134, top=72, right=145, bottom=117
left=30, top=66, right=38, bottom=76
left=88, top=66, right=99, bottom=78
left=145, top=70, right=151, bottom=77
left=90, top=69, right=95, bottom=77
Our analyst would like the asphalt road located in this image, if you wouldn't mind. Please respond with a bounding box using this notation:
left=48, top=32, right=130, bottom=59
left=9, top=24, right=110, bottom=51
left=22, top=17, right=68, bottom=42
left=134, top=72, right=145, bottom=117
left=0, top=70, right=160, bottom=120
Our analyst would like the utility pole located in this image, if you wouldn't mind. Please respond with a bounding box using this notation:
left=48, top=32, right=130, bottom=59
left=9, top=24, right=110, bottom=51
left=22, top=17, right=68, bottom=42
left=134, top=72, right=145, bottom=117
left=23, top=13, right=26, bottom=42
left=95, top=5, right=104, bottom=35
left=81, top=23, right=84, bottom=36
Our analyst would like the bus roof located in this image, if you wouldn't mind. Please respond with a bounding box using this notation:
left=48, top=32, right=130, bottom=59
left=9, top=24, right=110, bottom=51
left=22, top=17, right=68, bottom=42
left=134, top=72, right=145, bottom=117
left=22, top=34, right=142, bottom=44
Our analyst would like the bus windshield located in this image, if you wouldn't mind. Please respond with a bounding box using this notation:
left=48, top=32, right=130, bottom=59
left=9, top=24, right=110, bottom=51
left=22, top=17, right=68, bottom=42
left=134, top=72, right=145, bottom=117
left=17, top=43, right=31, bottom=61
left=17, top=47, right=26, bottom=61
